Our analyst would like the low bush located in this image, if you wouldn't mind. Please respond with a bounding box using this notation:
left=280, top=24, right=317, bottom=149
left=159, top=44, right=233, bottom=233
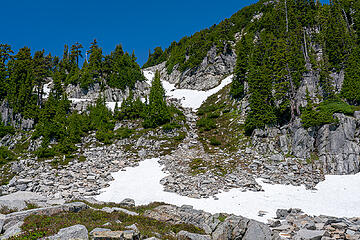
left=197, top=117, right=216, bottom=131
left=0, top=147, right=15, bottom=166
left=162, top=123, right=181, bottom=132
left=301, top=98, right=354, bottom=128
left=115, top=127, right=134, bottom=139
left=210, top=137, right=221, bottom=146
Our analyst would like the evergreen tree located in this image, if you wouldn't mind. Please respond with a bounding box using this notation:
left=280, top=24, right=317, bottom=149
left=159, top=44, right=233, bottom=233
left=0, top=44, right=13, bottom=100
left=142, top=47, right=167, bottom=69
left=105, top=45, right=145, bottom=90
left=33, top=50, right=51, bottom=106
left=230, top=35, right=250, bottom=99
left=7, top=47, right=36, bottom=117
left=116, top=91, right=145, bottom=120
left=341, top=46, right=360, bottom=104
left=70, top=42, right=83, bottom=67
left=143, top=71, right=171, bottom=128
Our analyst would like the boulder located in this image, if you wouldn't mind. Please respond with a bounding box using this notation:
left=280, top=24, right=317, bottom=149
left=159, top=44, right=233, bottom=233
left=120, top=198, right=135, bottom=208
left=47, top=224, right=88, bottom=240
left=89, top=228, right=111, bottom=236
left=0, top=221, right=23, bottom=240
left=4, top=202, right=88, bottom=226
left=276, top=209, right=290, bottom=219
left=93, top=230, right=139, bottom=240
left=0, top=214, right=5, bottom=233
left=0, top=191, right=48, bottom=212
left=177, top=231, right=211, bottom=240
left=243, top=220, right=272, bottom=240
left=101, top=207, right=138, bottom=216
left=294, top=229, right=326, bottom=240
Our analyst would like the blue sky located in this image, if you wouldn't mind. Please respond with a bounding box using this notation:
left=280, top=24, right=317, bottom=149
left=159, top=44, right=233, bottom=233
left=2, top=0, right=329, bottom=66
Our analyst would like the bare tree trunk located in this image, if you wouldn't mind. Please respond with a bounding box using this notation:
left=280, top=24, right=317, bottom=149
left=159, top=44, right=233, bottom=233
left=285, top=0, right=289, bottom=33
left=303, top=29, right=308, bottom=60
left=342, top=8, right=351, bottom=34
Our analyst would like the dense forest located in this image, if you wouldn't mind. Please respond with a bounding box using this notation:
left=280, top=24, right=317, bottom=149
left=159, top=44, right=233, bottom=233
left=0, top=40, right=180, bottom=161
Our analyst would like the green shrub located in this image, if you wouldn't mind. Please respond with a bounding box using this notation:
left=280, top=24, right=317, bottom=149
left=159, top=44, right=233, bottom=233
left=0, top=147, right=15, bottom=166
left=208, top=111, right=221, bottom=119
left=78, top=155, right=86, bottom=162
left=95, top=130, right=114, bottom=144
left=301, top=98, right=354, bottom=128
left=35, top=147, right=56, bottom=159
left=115, top=127, right=134, bottom=139
left=0, top=124, right=15, bottom=138
left=210, top=137, right=221, bottom=146
left=162, top=123, right=181, bottom=132
left=174, top=132, right=186, bottom=141
left=197, top=117, right=216, bottom=131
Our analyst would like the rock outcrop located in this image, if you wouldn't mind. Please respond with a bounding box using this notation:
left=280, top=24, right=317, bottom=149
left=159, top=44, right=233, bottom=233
left=143, top=204, right=274, bottom=240
left=145, top=44, right=236, bottom=91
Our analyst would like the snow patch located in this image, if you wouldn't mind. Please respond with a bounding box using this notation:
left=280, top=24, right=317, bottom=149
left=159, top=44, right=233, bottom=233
left=96, top=158, right=360, bottom=222
left=68, top=98, right=92, bottom=103
left=106, top=102, right=121, bottom=112
left=143, top=70, right=232, bottom=110
left=43, top=83, right=52, bottom=99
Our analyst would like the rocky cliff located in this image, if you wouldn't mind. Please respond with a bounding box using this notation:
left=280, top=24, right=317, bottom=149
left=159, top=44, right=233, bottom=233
left=145, top=44, right=236, bottom=91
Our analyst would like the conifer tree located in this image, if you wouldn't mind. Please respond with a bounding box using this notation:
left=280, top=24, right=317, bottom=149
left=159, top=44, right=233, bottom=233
left=7, top=47, right=36, bottom=117
left=33, top=50, right=51, bottom=106
left=231, top=36, right=249, bottom=99
left=143, top=71, right=171, bottom=128
left=341, top=46, right=360, bottom=104
left=70, top=42, right=83, bottom=67
left=0, top=44, right=13, bottom=100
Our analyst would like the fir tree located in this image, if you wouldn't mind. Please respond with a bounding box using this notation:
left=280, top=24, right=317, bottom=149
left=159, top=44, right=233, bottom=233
left=341, top=46, right=360, bottom=104
left=143, top=71, right=171, bottom=128
left=0, top=44, right=13, bottom=100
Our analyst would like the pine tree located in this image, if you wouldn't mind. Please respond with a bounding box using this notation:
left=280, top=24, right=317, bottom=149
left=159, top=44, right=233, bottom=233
left=0, top=44, right=13, bottom=100
left=70, top=42, right=83, bottom=67
left=87, top=39, right=103, bottom=78
left=230, top=35, right=249, bottom=99
left=33, top=50, right=51, bottom=106
left=143, top=71, right=171, bottom=128
left=341, top=46, right=360, bottom=104
left=7, top=47, right=36, bottom=117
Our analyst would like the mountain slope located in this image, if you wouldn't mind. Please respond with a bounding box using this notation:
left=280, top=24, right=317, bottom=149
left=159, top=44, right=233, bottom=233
left=144, top=0, right=360, bottom=175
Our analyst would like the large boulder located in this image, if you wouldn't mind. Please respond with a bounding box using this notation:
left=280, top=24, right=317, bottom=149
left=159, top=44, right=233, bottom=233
left=294, top=229, right=326, bottom=240
left=0, top=191, right=47, bottom=212
left=47, top=224, right=88, bottom=240
left=3, top=202, right=88, bottom=227
left=177, top=230, right=211, bottom=240
left=242, top=220, right=272, bottom=240
left=0, top=221, right=23, bottom=240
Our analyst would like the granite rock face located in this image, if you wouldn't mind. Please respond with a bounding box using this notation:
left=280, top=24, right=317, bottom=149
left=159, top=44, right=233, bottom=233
left=145, top=44, right=236, bottom=91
